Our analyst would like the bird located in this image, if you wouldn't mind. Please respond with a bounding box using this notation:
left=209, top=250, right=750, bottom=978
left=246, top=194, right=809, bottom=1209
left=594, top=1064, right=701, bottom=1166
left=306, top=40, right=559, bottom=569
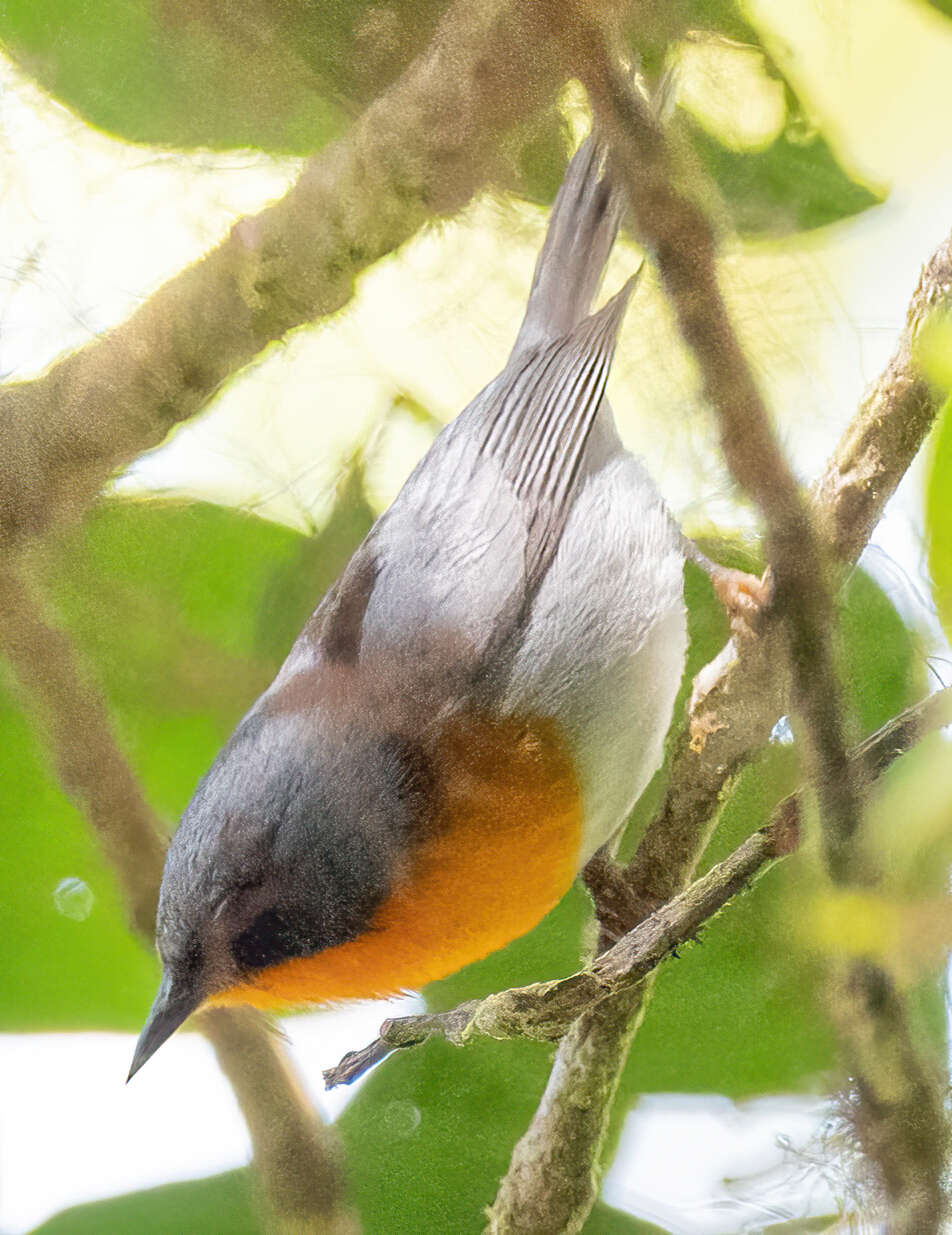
left=129, top=136, right=698, bottom=1080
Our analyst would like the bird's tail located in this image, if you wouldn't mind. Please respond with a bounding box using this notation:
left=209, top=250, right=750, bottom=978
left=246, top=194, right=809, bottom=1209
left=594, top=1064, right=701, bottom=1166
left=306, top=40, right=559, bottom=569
left=510, top=137, right=625, bottom=358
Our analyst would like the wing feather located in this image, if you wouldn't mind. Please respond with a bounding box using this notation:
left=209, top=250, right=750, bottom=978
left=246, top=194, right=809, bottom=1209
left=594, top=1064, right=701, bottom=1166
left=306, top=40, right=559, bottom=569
left=478, top=274, right=639, bottom=589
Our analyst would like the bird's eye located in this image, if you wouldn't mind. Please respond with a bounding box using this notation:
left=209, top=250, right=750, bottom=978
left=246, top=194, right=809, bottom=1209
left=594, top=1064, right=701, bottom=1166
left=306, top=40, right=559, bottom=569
left=232, top=907, right=304, bottom=971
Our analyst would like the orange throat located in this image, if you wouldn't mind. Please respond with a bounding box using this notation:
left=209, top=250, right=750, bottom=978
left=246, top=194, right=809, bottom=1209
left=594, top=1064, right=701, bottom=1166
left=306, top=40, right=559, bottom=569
left=210, top=714, right=583, bottom=1009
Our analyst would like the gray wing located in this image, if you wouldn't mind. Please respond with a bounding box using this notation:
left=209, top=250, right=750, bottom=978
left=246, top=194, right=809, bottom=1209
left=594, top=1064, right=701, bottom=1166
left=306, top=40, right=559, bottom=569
left=302, top=139, right=636, bottom=699
left=472, top=275, right=636, bottom=593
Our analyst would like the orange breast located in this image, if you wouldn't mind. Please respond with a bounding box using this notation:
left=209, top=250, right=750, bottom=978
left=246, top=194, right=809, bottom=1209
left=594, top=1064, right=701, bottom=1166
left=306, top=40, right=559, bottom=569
left=210, top=714, right=583, bottom=1009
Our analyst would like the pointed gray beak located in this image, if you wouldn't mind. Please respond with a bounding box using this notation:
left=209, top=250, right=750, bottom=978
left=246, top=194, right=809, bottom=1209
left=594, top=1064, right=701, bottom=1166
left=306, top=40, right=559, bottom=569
left=127, top=973, right=200, bottom=1082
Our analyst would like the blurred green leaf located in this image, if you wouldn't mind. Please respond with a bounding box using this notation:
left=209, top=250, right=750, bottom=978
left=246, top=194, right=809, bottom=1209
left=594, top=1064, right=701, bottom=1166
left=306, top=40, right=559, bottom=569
left=684, top=115, right=882, bottom=235
left=338, top=1035, right=666, bottom=1234
left=0, top=678, right=159, bottom=1030
left=762, top=1219, right=839, bottom=1234
left=585, top=1206, right=670, bottom=1234
left=339, top=1037, right=557, bottom=1235
left=926, top=396, right=952, bottom=641
left=0, top=0, right=444, bottom=152
left=31, top=1165, right=661, bottom=1235
left=837, top=565, right=927, bottom=737
left=914, top=313, right=952, bottom=388
left=864, top=734, right=952, bottom=897
left=0, top=0, right=881, bottom=236
left=29, top=1163, right=660, bottom=1235
left=30, top=1169, right=258, bottom=1234
left=925, top=0, right=952, bottom=17
left=1, top=0, right=350, bottom=153
left=1, top=474, right=372, bottom=1031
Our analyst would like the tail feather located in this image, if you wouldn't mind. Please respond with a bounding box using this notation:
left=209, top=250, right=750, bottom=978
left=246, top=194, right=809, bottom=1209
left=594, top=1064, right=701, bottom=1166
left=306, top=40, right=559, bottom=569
left=511, top=138, right=625, bottom=357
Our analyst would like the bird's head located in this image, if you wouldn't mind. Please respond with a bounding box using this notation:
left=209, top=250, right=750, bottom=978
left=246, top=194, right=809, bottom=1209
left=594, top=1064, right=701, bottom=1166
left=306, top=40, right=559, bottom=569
left=129, top=707, right=413, bottom=1079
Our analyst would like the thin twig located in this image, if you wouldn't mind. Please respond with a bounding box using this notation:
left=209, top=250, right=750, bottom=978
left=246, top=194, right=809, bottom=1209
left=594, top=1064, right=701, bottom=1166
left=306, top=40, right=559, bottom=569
left=326, top=815, right=787, bottom=1088
left=325, top=688, right=951, bottom=1089
left=583, top=31, right=862, bottom=885
left=0, top=560, right=358, bottom=1234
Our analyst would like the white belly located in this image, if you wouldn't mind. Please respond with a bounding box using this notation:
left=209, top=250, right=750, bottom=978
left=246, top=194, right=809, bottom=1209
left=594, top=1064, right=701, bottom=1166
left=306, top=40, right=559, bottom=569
left=501, top=452, right=687, bottom=859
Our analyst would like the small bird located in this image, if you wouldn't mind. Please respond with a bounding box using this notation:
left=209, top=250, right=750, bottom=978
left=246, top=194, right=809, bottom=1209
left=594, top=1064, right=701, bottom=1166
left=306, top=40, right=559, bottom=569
left=130, top=138, right=693, bottom=1079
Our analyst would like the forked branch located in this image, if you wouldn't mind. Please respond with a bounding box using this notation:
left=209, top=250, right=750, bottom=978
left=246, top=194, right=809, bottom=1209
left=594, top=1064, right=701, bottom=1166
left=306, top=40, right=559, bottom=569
left=325, top=689, right=952, bottom=1089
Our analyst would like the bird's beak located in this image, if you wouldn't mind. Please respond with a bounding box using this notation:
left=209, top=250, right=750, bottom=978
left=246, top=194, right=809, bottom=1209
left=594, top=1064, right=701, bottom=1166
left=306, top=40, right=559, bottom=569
left=127, top=972, right=200, bottom=1082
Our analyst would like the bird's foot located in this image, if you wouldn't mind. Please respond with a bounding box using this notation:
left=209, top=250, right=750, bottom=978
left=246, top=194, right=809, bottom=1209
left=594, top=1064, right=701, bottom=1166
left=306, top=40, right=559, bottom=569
left=708, top=564, right=771, bottom=637
left=682, top=536, right=771, bottom=639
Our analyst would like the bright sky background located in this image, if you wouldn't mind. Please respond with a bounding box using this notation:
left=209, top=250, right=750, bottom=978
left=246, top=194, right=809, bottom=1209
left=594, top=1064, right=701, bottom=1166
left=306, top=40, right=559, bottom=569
left=3, top=0, right=952, bottom=1230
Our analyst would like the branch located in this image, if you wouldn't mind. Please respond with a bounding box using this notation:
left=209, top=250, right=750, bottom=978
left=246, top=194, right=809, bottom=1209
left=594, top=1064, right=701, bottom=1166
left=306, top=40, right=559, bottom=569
left=325, top=689, right=951, bottom=1089
left=585, top=32, right=862, bottom=887
left=0, top=561, right=358, bottom=1234
left=199, top=1006, right=358, bottom=1234
left=814, top=237, right=952, bottom=565
left=326, top=810, right=791, bottom=1088
left=0, top=0, right=589, bottom=547
left=485, top=35, right=952, bottom=1235
left=626, top=232, right=952, bottom=912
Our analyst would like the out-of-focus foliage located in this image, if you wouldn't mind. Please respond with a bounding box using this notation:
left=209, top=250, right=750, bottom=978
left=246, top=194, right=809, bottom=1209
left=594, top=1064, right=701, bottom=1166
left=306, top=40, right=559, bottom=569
left=926, top=396, right=952, bottom=641
left=0, top=0, right=879, bottom=234
left=761, top=1219, right=839, bottom=1234
left=339, top=1033, right=666, bottom=1234
left=30, top=1170, right=259, bottom=1234
left=684, top=118, right=879, bottom=235
left=30, top=1166, right=659, bottom=1235
left=917, top=315, right=952, bottom=389
left=922, top=312, right=952, bottom=650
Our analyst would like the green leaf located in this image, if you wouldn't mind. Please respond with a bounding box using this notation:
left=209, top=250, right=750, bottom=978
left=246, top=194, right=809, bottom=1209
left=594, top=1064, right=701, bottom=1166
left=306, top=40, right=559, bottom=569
left=29, top=1169, right=258, bottom=1234
left=0, top=0, right=445, bottom=153
left=913, top=313, right=952, bottom=388
left=925, top=396, right=952, bottom=641
left=837, top=563, right=928, bottom=738
left=0, top=681, right=160, bottom=1030
left=684, top=115, right=882, bottom=235
left=925, top=0, right=952, bottom=17
left=1, top=476, right=373, bottom=1030
left=338, top=1034, right=667, bottom=1235
left=585, top=1206, right=670, bottom=1234
left=338, top=1037, right=555, bottom=1234
left=28, top=1164, right=662, bottom=1235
